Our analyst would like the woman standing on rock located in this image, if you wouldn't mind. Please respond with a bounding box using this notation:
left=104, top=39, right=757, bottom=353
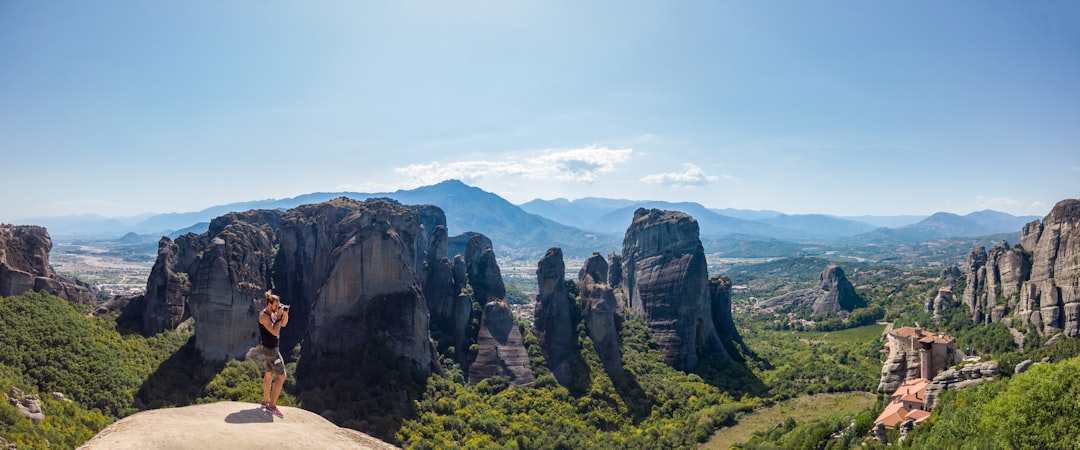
left=246, top=289, right=289, bottom=418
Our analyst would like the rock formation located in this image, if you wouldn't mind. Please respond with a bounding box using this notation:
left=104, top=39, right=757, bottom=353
left=533, top=248, right=575, bottom=386
left=756, top=264, right=865, bottom=316
left=620, top=208, right=729, bottom=371
left=184, top=212, right=280, bottom=361
left=0, top=224, right=95, bottom=304
left=710, top=275, right=744, bottom=347
left=466, top=239, right=534, bottom=385
left=468, top=300, right=536, bottom=385
left=579, top=252, right=623, bottom=377
left=135, top=198, right=438, bottom=373
left=78, top=402, right=398, bottom=450
left=6, top=387, right=45, bottom=424
left=924, top=361, right=1000, bottom=409
left=464, top=233, right=505, bottom=305
left=962, top=240, right=1031, bottom=324
left=961, top=199, right=1080, bottom=337
left=283, top=199, right=433, bottom=371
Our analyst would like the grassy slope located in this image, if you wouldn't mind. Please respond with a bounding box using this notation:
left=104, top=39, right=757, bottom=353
left=796, top=324, right=887, bottom=344
left=701, top=392, right=876, bottom=449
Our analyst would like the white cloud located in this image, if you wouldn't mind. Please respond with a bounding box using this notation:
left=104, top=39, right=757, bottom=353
left=639, top=163, right=725, bottom=188
left=974, top=196, right=1048, bottom=215
left=393, top=145, right=633, bottom=184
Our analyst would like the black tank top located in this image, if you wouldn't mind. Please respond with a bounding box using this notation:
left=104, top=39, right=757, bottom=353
left=259, top=311, right=278, bottom=348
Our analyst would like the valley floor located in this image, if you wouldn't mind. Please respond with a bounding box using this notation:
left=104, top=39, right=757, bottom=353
left=701, top=391, right=876, bottom=449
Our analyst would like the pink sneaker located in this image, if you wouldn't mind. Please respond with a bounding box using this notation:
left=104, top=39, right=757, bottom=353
left=267, top=404, right=284, bottom=418
left=260, top=400, right=269, bottom=409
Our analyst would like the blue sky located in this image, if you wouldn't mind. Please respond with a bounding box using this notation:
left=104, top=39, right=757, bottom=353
left=2, top=1, right=1077, bottom=221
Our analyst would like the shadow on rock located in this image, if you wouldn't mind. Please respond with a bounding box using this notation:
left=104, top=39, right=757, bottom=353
left=225, top=407, right=275, bottom=424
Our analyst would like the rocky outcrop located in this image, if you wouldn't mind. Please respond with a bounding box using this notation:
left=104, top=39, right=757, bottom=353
left=421, top=223, right=471, bottom=364
left=756, top=264, right=865, bottom=316
left=469, top=300, right=535, bottom=385
left=287, top=199, right=433, bottom=371
left=924, top=361, right=1000, bottom=409
left=962, top=199, right=1080, bottom=337
left=78, top=402, right=398, bottom=450
left=580, top=252, right=623, bottom=377
left=136, top=198, right=438, bottom=374
left=6, top=387, right=45, bottom=424
left=963, top=241, right=1032, bottom=324
left=533, top=248, right=575, bottom=386
left=0, top=224, right=95, bottom=304
left=188, top=213, right=280, bottom=361
left=620, top=208, right=729, bottom=371
left=464, top=233, right=505, bottom=306
left=710, top=276, right=743, bottom=346
left=140, top=237, right=192, bottom=334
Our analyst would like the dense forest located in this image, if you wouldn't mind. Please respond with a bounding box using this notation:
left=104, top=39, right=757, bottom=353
left=3, top=254, right=1080, bottom=449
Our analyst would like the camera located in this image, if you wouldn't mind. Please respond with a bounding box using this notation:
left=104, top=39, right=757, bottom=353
left=280, top=305, right=290, bottom=311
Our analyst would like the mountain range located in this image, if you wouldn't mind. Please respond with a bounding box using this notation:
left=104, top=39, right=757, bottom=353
left=17, top=180, right=1042, bottom=258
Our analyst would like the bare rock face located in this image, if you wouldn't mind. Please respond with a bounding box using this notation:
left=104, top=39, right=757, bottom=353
left=963, top=241, right=1032, bottom=324
left=0, top=225, right=94, bottom=304
left=756, top=264, right=865, bottom=316
left=710, top=276, right=743, bottom=346
left=141, top=237, right=193, bottom=334
left=962, top=199, right=1080, bottom=337
left=580, top=253, right=623, bottom=377
left=579, top=251, right=608, bottom=284
left=187, top=213, right=279, bottom=360
left=607, top=253, right=622, bottom=288
left=469, top=300, right=535, bottom=385
left=534, top=247, right=575, bottom=386
left=464, top=233, right=505, bottom=305
left=290, top=199, right=433, bottom=371
left=139, top=198, right=439, bottom=373
left=924, top=361, right=1000, bottom=409
left=79, top=402, right=398, bottom=450
left=620, top=208, right=728, bottom=371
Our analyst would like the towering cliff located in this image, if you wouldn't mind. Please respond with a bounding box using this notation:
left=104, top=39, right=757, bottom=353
left=533, top=248, right=575, bottom=386
left=187, top=213, right=279, bottom=361
left=466, top=238, right=534, bottom=385
left=962, top=199, right=1080, bottom=337
left=0, top=224, right=94, bottom=304
left=136, top=198, right=438, bottom=372
left=468, top=300, right=535, bottom=385
left=580, top=252, right=623, bottom=377
left=620, top=208, right=729, bottom=371
left=710, top=275, right=743, bottom=347
left=755, top=264, right=865, bottom=315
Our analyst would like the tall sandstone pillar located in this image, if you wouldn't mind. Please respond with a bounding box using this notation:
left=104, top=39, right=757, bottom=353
left=620, top=208, right=730, bottom=371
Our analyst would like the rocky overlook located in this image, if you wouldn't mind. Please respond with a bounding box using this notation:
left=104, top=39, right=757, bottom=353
left=620, top=208, right=731, bottom=371
left=962, top=198, right=1080, bottom=337
left=0, top=224, right=94, bottom=304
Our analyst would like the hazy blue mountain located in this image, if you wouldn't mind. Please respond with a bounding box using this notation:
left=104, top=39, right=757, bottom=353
left=588, top=201, right=803, bottom=239
left=838, top=214, right=926, bottom=228
left=754, top=214, right=878, bottom=238
left=13, top=213, right=155, bottom=238
left=707, top=208, right=784, bottom=221
left=71, top=180, right=615, bottom=258
left=854, top=210, right=1040, bottom=242
left=518, top=197, right=640, bottom=229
